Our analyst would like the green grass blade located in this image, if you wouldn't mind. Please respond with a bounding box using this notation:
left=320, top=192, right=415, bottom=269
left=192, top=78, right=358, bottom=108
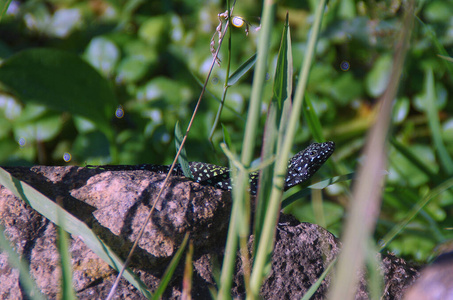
left=227, top=53, right=257, bottom=86
left=281, top=173, right=354, bottom=209
left=0, top=167, right=152, bottom=298
left=0, top=223, right=46, bottom=300
left=222, top=123, right=233, bottom=151
left=254, top=13, right=292, bottom=254
left=217, top=146, right=241, bottom=300
left=0, top=0, right=12, bottom=22
left=383, top=188, right=445, bottom=243
left=301, top=258, right=336, bottom=300
left=56, top=196, right=77, bottom=300
left=272, top=13, right=292, bottom=111
left=416, top=16, right=453, bottom=77
left=274, top=12, right=293, bottom=158
left=218, top=0, right=276, bottom=297
left=250, top=0, right=327, bottom=295
left=57, top=224, right=77, bottom=300
left=239, top=3, right=274, bottom=166
left=254, top=103, right=277, bottom=252
left=303, top=95, right=326, bottom=142
left=424, top=68, right=453, bottom=174
left=378, top=177, right=453, bottom=251
left=152, top=233, right=189, bottom=299
left=175, top=121, right=193, bottom=179
left=390, top=138, right=441, bottom=181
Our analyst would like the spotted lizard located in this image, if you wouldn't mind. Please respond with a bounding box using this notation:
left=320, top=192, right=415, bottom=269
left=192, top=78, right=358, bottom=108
left=89, top=141, right=335, bottom=195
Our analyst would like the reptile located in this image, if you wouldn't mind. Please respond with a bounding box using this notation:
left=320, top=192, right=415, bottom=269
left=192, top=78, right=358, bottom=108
left=90, top=141, right=335, bottom=195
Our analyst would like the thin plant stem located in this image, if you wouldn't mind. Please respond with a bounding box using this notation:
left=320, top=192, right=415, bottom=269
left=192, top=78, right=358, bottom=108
left=106, top=7, right=233, bottom=299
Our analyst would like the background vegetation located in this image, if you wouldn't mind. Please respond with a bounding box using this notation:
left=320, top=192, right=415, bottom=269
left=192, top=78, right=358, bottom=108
left=1, top=0, right=452, bottom=269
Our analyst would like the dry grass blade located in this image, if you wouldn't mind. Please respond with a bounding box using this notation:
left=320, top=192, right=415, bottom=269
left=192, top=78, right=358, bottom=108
left=327, top=1, right=415, bottom=299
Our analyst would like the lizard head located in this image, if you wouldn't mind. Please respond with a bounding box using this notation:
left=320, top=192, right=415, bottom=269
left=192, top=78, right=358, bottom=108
left=284, top=141, right=335, bottom=190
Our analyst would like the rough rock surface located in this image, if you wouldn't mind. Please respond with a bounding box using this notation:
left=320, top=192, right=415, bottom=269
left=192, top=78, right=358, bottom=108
left=0, top=166, right=420, bottom=299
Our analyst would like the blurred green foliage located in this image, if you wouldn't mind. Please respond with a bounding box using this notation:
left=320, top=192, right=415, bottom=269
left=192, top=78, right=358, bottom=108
left=0, top=0, right=453, bottom=262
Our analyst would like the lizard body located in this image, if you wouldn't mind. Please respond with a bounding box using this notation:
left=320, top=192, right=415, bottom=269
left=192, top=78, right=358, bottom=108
left=90, top=141, right=334, bottom=195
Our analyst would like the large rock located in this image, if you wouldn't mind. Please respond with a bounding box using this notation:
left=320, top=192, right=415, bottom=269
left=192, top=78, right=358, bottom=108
left=0, top=166, right=419, bottom=299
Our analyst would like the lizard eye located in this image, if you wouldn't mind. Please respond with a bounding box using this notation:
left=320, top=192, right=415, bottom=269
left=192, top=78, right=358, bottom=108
left=308, top=150, right=318, bottom=157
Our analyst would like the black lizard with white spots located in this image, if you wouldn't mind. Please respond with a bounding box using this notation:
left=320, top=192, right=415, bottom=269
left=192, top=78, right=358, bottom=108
left=89, top=141, right=335, bottom=195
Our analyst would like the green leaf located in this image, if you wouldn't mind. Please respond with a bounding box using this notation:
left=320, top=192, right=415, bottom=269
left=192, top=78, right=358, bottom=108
left=424, top=1, right=453, bottom=22
left=72, top=131, right=110, bottom=162
left=365, top=54, right=392, bottom=97
left=175, top=121, right=192, bottom=179
left=84, top=37, right=120, bottom=77
left=338, top=0, right=356, bottom=19
left=138, top=16, right=169, bottom=49
left=392, top=97, right=410, bottom=124
left=116, top=56, right=151, bottom=83
left=0, top=48, right=117, bottom=137
left=14, top=113, right=63, bottom=142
